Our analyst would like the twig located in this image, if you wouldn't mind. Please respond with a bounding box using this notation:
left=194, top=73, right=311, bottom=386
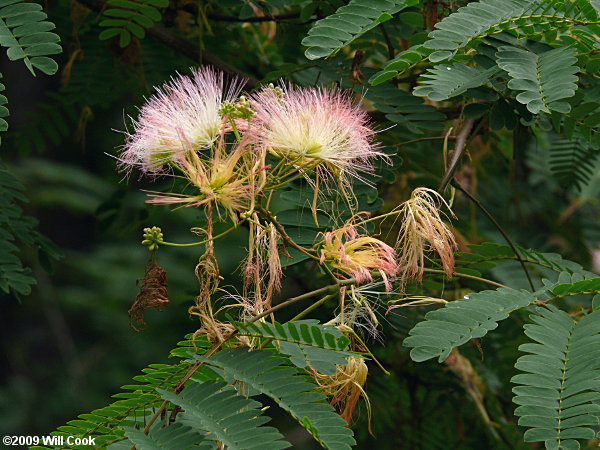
left=451, top=181, right=535, bottom=291
left=379, top=23, right=395, bottom=60
left=423, top=268, right=508, bottom=289
left=439, top=119, right=475, bottom=192
left=398, top=136, right=457, bottom=147
left=256, top=205, right=321, bottom=261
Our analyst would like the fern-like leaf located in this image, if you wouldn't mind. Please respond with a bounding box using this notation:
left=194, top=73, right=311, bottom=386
left=362, top=82, right=446, bottom=133
left=512, top=305, right=600, bottom=447
left=403, top=287, right=535, bottom=362
left=413, top=63, right=499, bottom=101
left=235, top=320, right=352, bottom=375
left=0, top=0, right=61, bottom=75
left=158, top=380, right=291, bottom=450
left=125, top=422, right=210, bottom=450
left=423, top=0, right=594, bottom=62
left=302, top=0, right=418, bottom=60
left=0, top=74, right=7, bottom=137
left=0, top=162, right=61, bottom=297
left=99, top=0, right=168, bottom=47
left=192, top=347, right=356, bottom=450
left=368, top=44, right=431, bottom=85
left=549, top=137, right=599, bottom=191
left=39, top=335, right=214, bottom=449
left=496, top=46, right=579, bottom=114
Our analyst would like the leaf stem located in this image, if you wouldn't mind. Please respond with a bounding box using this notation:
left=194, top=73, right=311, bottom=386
left=423, top=268, right=508, bottom=289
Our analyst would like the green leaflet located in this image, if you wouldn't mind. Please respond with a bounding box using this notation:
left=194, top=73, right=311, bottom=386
left=159, top=380, right=290, bottom=450
left=496, top=46, right=579, bottom=114
left=0, top=162, right=62, bottom=297
left=125, top=422, right=210, bottom=450
left=35, top=335, right=214, bottom=449
left=368, top=45, right=432, bottom=85
left=403, top=287, right=535, bottom=362
left=362, top=82, right=446, bottom=134
left=0, top=0, right=61, bottom=75
left=235, top=320, right=353, bottom=375
left=549, top=137, right=600, bottom=192
left=302, top=0, right=418, bottom=60
left=413, top=63, right=500, bottom=101
left=512, top=306, right=600, bottom=447
left=99, top=0, right=167, bottom=47
left=191, top=347, right=356, bottom=450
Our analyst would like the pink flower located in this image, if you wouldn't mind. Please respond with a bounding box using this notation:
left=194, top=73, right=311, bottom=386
left=320, top=221, right=398, bottom=290
left=119, top=67, right=245, bottom=174
left=249, top=85, right=383, bottom=185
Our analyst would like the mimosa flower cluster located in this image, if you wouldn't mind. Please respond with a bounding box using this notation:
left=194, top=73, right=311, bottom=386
left=120, top=66, right=458, bottom=425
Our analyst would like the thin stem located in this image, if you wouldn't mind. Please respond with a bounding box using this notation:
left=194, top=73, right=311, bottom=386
left=157, top=224, right=239, bottom=247
left=349, top=330, right=390, bottom=375
left=423, top=268, right=508, bottom=289
left=451, top=181, right=535, bottom=291
left=229, top=117, right=241, bottom=142
left=257, top=205, right=321, bottom=261
left=398, top=136, right=457, bottom=147
left=289, top=293, right=337, bottom=322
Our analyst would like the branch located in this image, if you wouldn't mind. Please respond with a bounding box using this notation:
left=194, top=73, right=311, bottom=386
left=75, top=0, right=259, bottom=88
left=206, top=12, right=300, bottom=23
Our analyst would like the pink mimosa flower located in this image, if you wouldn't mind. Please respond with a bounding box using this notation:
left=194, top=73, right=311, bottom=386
left=320, top=221, right=398, bottom=290
left=119, top=67, right=245, bottom=174
left=249, top=85, right=383, bottom=185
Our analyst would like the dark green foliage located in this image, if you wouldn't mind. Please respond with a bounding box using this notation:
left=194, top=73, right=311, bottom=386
left=235, top=320, right=353, bottom=374
left=455, top=242, right=596, bottom=279
left=422, top=0, right=596, bottom=63
left=158, top=380, right=291, bottom=450
left=512, top=306, right=600, bottom=447
left=368, top=44, right=431, bottom=85
left=33, top=335, right=213, bottom=449
left=363, top=82, right=446, bottom=133
left=302, top=0, right=418, bottom=60
left=496, top=46, right=579, bottom=114
left=0, top=0, right=61, bottom=75
left=192, top=347, right=356, bottom=450
left=125, top=422, right=210, bottom=450
left=413, top=63, right=499, bottom=101
left=99, top=0, right=168, bottom=47
left=0, top=163, right=61, bottom=296
left=549, top=137, right=600, bottom=192
left=403, top=287, right=535, bottom=362
left=5, top=0, right=600, bottom=449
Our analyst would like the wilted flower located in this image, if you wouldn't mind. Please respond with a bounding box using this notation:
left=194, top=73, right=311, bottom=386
left=313, top=356, right=370, bottom=425
left=396, top=188, right=457, bottom=285
left=320, top=221, right=398, bottom=290
left=249, top=84, right=383, bottom=185
left=242, top=219, right=282, bottom=312
left=119, top=67, right=245, bottom=174
left=146, top=143, right=260, bottom=222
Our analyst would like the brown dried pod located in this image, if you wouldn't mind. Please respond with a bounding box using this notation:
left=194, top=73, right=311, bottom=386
left=128, top=259, right=171, bottom=330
